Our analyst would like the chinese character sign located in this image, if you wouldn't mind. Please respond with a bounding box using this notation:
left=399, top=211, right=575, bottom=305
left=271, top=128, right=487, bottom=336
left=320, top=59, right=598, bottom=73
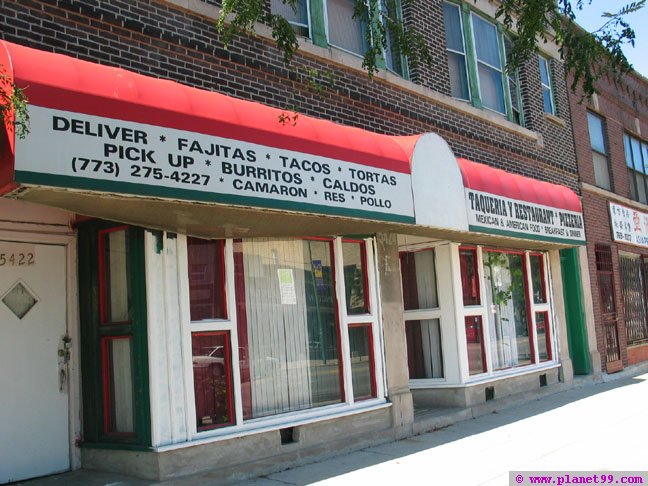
left=609, top=202, right=648, bottom=247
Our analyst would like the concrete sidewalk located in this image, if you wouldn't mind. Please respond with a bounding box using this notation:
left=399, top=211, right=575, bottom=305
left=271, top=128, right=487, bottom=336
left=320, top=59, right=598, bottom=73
left=18, top=368, right=648, bottom=486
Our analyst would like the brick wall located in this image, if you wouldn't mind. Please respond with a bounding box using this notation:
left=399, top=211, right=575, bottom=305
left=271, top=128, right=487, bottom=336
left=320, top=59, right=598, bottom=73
left=569, top=67, right=648, bottom=372
left=0, top=0, right=579, bottom=192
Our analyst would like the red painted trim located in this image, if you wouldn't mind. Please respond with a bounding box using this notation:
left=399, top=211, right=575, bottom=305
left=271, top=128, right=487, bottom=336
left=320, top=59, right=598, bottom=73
left=2, top=41, right=412, bottom=174
left=97, top=226, right=129, bottom=325
left=193, top=331, right=235, bottom=430
left=348, top=323, right=377, bottom=401
left=233, top=239, right=251, bottom=420
left=457, top=157, right=582, bottom=213
left=218, top=240, right=227, bottom=320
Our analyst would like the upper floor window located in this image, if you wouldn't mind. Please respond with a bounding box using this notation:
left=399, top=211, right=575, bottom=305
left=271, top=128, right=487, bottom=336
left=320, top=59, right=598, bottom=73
left=442, top=3, right=523, bottom=125
left=625, top=133, right=648, bottom=204
left=538, top=55, right=555, bottom=115
left=325, top=0, right=407, bottom=77
left=443, top=2, right=470, bottom=100
left=327, top=0, right=368, bottom=57
left=271, top=0, right=310, bottom=37
left=587, top=111, right=611, bottom=191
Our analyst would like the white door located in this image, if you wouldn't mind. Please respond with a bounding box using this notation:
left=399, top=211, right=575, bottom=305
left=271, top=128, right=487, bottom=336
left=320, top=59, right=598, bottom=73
left=0, top=241, right=69, bottom=484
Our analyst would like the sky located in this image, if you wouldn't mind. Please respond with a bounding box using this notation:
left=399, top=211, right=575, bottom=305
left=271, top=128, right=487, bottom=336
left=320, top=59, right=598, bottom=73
left=574, top=0, right=648, bottom=77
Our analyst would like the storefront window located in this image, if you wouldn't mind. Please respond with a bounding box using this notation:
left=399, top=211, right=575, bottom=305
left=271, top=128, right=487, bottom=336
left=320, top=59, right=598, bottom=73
left=100, top=228, right=131, bottom=324
left=400, top=249, right=444, bottom=379
left=464, top=316, right=486, bottom=375
left=535, top=312, right=551, bottom=362
left=235, top=238, right=342, bottom=419
left=192, top=332, right=234, bottom=430
left=483, top=250, right=532, bottom=369
left=188, top=237, right=227, bottom=321
left=342, top=240, right=369, bottom=315
left=348, top=323, right=376, bottom=400
left=530, top=254, right=546, bottom=304
left=459, top=248, right=480, bottom=306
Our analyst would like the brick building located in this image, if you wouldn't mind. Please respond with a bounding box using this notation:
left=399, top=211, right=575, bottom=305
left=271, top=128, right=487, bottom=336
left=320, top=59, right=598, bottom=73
left=0, top=0, right=595, bottom=482
left=569, top=68, right=648, bottom=374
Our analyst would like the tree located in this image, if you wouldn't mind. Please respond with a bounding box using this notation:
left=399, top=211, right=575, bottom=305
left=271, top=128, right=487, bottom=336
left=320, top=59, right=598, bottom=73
left=217, top=0, right=645, bottom=97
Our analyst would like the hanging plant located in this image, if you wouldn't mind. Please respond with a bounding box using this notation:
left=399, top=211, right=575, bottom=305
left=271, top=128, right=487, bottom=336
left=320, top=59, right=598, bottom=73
left=0, top=70, right=29, bottom=139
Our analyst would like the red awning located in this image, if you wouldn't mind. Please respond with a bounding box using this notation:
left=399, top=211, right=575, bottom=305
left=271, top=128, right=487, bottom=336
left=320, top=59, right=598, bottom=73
left=0, top=41, right=410, bottom=174
left=457, top=158, right=582, bottom=213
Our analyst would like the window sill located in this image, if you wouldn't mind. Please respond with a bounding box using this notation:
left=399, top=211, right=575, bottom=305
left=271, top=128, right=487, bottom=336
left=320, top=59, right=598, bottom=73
left=155, top=399, right=391, bottom=451
left=544, top=112, right=566, bottom=128
left=409, top=361, right=560, bottom=388
left=162, top=0, right=542, bottom=145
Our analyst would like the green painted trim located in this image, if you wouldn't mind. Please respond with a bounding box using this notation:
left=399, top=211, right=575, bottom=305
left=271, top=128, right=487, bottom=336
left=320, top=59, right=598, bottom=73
left=498, top=25, right=514, bottom=124
left=461, top=5, right=481, bottom=109
left=15, top=171, right=416, bottom=224
left=468, top=224, right=586, bottom=246
left=77, top=222, right=152, bottom=446
left=310, top=0, right=328, bottom=48
left=560, top=248, right=591, bottom=374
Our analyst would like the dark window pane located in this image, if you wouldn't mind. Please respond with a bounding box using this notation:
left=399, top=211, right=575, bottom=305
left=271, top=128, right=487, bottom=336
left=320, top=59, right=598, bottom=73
left=349, top=324, right=376, bottom=400
left=405, top=319, right=443, bottom=378
left=459, top=248, right=480, bottom=306
left=530, top=254, right=546, bottom=304
left=448, top=51, right=471, bottom=100
left=535, top=312, right=551, bottom=361
left=465, top=316, right=486, bottom=375
left=342, top=241, right=369, bottom=315
left=472, top=15, right=500, bottom=68
left=443, top=2, right=465, bottom=52
left=400, top=250, right=438, bottom=311
left=188, top=237, right=227, bottom=321
left=192, top=332, right=234, bottom=430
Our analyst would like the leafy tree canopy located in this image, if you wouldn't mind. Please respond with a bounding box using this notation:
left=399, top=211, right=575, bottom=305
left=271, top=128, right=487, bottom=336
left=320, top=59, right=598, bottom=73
left=217, top=0, right=645, bottom=96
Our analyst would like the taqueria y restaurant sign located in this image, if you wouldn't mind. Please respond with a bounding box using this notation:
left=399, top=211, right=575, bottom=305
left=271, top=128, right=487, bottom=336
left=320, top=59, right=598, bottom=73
left=458, top=158, right=585, bottom=244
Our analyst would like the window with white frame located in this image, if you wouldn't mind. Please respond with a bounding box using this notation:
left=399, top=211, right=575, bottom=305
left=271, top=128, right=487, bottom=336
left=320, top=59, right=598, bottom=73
left=399, top=249, right=444, bottom=379
left=588, top=111, right=612, bottom=191
left=271, top=0, right=311, bottom=38
left=185, top=235, right=382, bottom=433
left=325, top=0, right=407, bottom=77
left=443, top=2, right=470, bottom=101
left=538, top=55, right=555, bottom=115
left=442, top=2, right=524, bottom=124
left=326, top=0, right=367, bottom=56
left=459, top=246, right=554, bottom=376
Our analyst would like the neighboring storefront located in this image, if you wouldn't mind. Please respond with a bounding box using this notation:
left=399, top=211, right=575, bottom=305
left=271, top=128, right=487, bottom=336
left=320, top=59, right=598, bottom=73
left=1, top=41, right=587, bottom=482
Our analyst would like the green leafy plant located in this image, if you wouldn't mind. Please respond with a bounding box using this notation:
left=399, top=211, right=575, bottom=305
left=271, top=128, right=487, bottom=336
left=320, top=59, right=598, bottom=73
left=0, top=70, right=29, bottom=139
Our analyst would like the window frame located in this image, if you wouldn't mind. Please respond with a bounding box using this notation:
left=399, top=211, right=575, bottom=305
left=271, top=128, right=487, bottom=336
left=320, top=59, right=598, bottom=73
left=399, top=247, right=445, bottom=381
left=587, top=111, right=612, bottom=191
left=78, top=222, right=151, bottom=447
left=458, top=246, right=556, bottom=379
left=442, top=2, right=523, bottom=125
left=443, top=1, right=471, bottom=102
left=538, top=54, right=555, bottom=115
left=625, top=133, right=648, bottom=204
left=270, top=0, right=312, bottom=38
left=179, top=235, right=386, bottom=440
left=321, top=0, right=408, bottom=78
